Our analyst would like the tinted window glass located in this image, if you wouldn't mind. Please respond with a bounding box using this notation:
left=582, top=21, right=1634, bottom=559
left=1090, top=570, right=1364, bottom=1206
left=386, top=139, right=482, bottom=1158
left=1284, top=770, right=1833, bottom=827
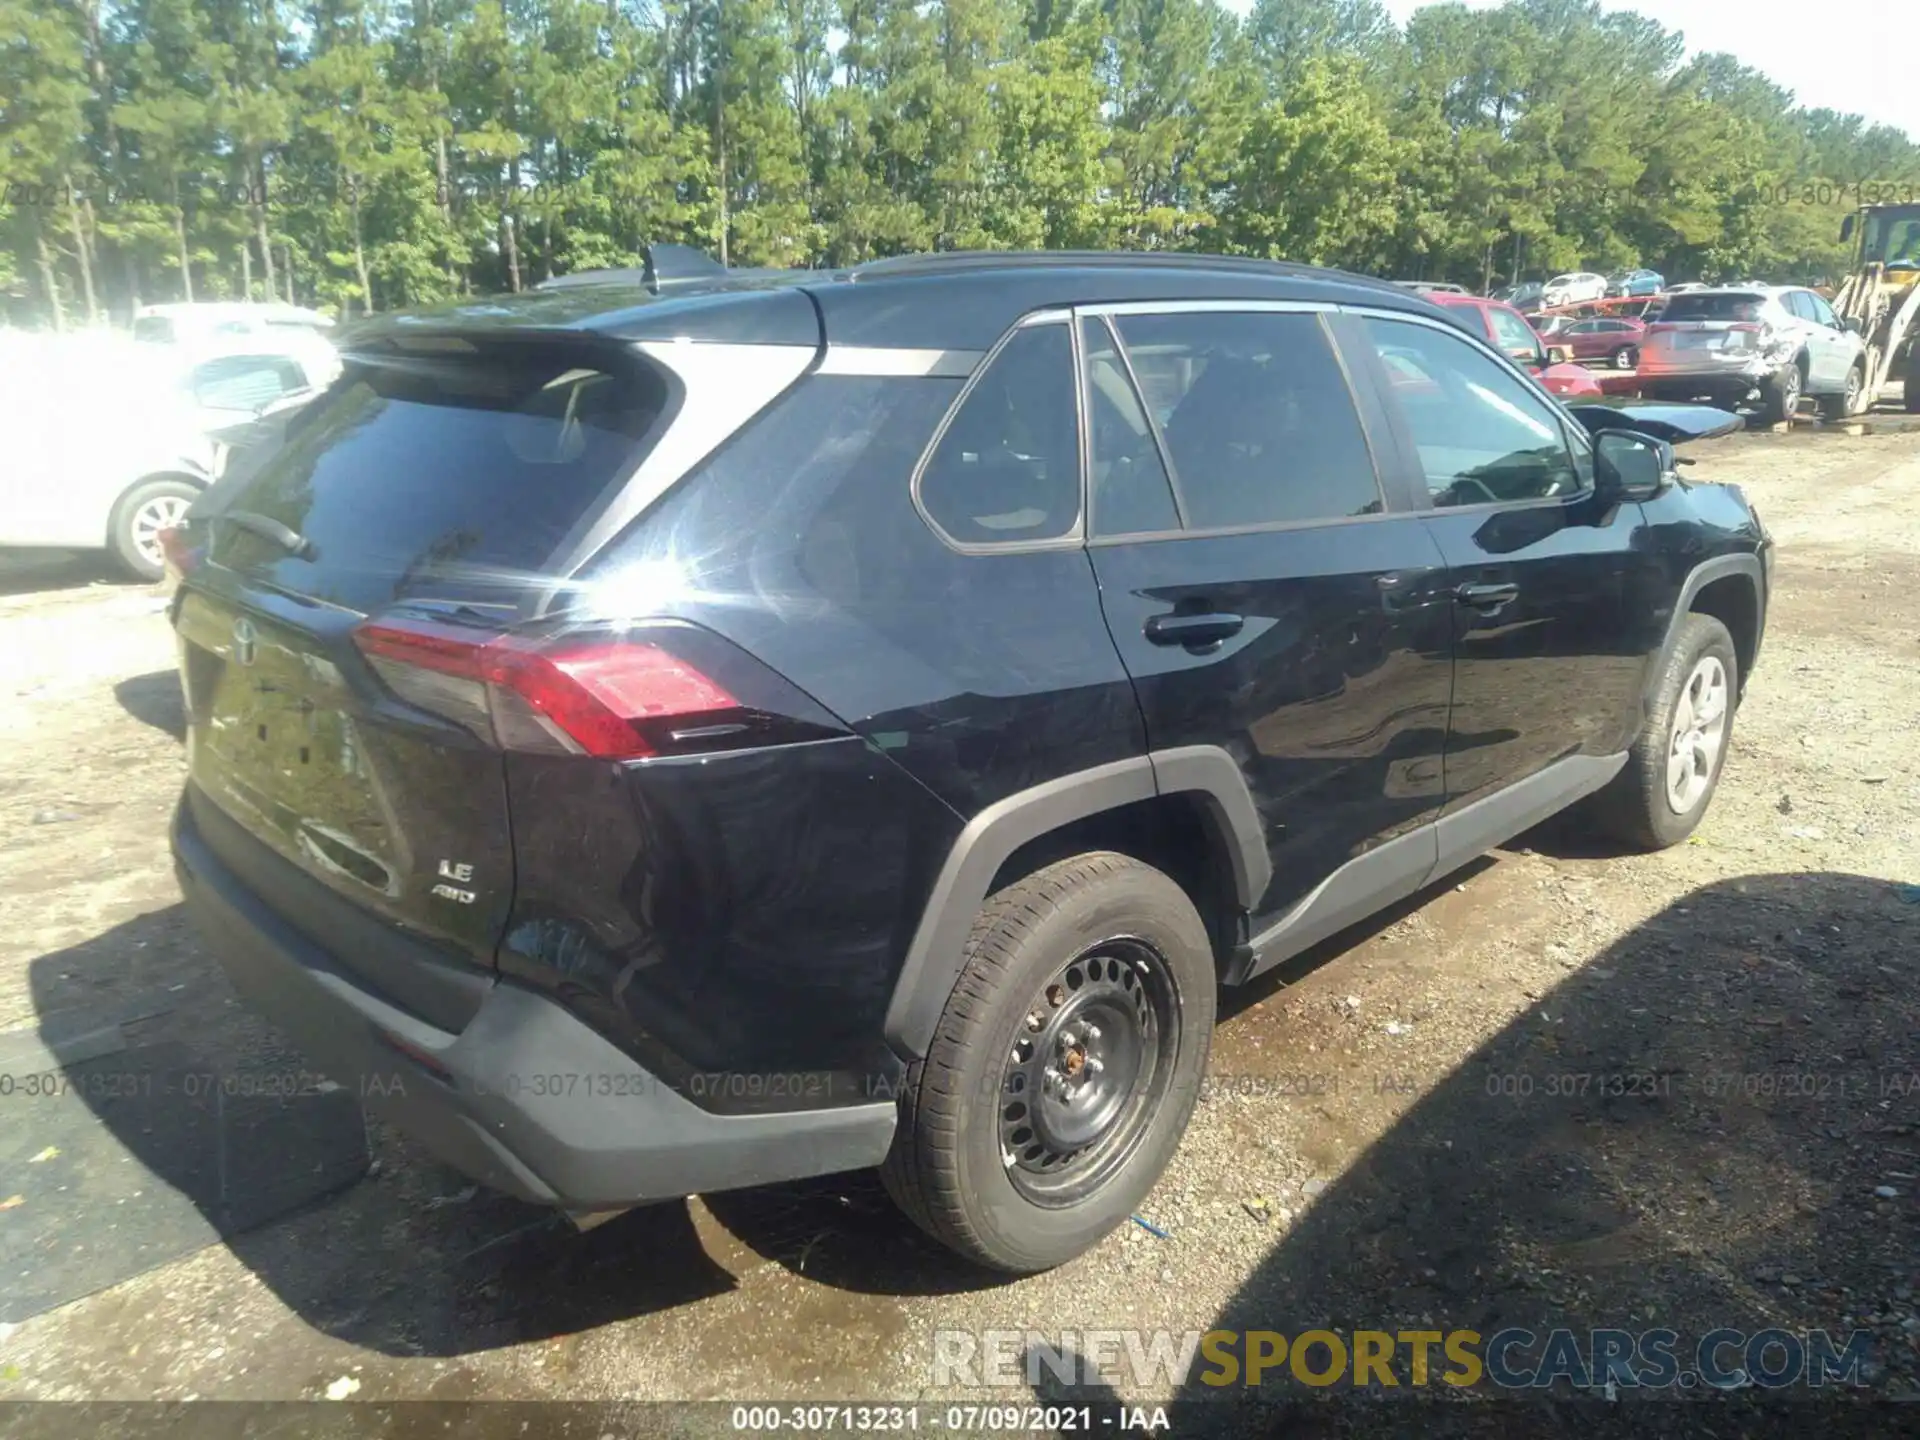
left=1364, top=317, right=1580, bottom=508
left=1113, top=310, right=1381, bottom=530
left=1661, top=293, right=1766, bottom=322
left=1783, top=291, right=1816, bottom=321
left=1081, top=318, right=1178, bottom=536
left=207, top=341, right=669, bottom=612
left=1806, top=292, right=1841, bottom=328
left=919, top=323, right=1080, bottom=545
left=191, top=354, right=306, bottom=410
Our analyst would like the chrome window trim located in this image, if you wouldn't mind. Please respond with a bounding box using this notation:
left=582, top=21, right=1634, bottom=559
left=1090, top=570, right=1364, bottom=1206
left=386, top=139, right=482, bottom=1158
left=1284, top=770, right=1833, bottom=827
left=909, top=314, right=1087, bottom=557
left=1339, top=302, right=1599, bottom=517
left=815, top=345, right=983, bottom=378
left=1086, top=505, right=1416, bottom=548
left=1079, top=298, right=1336, bottom=319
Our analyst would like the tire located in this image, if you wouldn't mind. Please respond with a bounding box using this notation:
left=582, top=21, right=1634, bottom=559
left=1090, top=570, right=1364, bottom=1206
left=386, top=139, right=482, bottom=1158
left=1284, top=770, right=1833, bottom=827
left=1592, top=613, right=1739, bottom=851
left=881, top=852, right=1215, bottom=1273
left=1820, top=364, right=1864, bottom=421
left=1611, top=345, right=1637, bottom=370
left=1758, top=360, right=1803, bottom=424
left=1905, top=372, right=1920, bottom=415
left=107, top=477, right=198, bottom=582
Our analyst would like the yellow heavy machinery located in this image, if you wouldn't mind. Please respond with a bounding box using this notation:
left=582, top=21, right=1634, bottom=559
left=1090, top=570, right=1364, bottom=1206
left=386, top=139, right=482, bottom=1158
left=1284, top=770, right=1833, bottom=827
left=1832, top=203, right=1920, bottom=413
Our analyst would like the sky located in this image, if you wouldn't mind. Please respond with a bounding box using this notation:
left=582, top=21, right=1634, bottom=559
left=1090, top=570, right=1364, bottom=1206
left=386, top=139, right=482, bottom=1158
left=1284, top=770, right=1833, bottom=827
left=1222, top=0, right=1919, bottom=142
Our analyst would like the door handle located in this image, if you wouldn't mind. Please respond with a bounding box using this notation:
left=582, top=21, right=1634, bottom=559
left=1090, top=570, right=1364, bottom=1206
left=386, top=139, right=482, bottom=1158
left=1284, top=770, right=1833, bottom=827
left=1454, top=581, right=1520, bottom=610
left=1144, top=612, right=1244, bottom=647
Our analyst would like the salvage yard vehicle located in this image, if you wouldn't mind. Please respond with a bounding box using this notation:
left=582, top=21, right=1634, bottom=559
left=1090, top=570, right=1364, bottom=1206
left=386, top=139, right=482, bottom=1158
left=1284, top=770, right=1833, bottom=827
left=165, top=247, right=1771, bottom=1274
left=0, top=334, right=335, bottom=579
left=1832, top=203, right=1920, bottom=413
left=1543, top=271, right=1608, bottom=306
left=1556, top=315, right=1648, bottom=369
left=1635, top=284, right=1869, bottom=423
left=1606, top=269, right=1665, bottom=298
left=1423, top=290, right=1606, bottom=396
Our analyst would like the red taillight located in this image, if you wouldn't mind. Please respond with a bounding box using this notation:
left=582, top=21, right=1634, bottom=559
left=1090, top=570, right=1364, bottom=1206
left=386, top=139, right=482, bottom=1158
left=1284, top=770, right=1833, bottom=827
left=353, top=617, right=738, bottom=760
left=158, top=525, right=203, bottom=583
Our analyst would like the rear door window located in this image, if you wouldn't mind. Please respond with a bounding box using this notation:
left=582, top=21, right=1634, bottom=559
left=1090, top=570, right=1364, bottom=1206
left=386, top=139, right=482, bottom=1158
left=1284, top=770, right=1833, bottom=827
left=1081, top=317, right=1179, bottom=536
left=1110, top=310, right=1383, bottom=530
left=205, top=339, right=671, bottom=612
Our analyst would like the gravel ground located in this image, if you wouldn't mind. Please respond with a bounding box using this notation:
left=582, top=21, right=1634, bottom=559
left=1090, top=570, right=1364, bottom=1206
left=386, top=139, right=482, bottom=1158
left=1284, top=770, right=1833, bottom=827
left=0, top=417, right=1918, bottom=1427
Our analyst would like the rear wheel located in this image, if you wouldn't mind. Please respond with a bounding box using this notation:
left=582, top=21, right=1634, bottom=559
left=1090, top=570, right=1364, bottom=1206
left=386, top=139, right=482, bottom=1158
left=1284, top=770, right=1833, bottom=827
left=1905, top=366, right=1920, bottom=414
left=1611, top=345, right=1637, bottom=370
left=1758, top=361, right=1803, bottom=425
left=1592, top=613, right=1738, bottom=850
left=107, top=477, right=198, bottom=582
left=881, top=853, right=1214, bottom=1272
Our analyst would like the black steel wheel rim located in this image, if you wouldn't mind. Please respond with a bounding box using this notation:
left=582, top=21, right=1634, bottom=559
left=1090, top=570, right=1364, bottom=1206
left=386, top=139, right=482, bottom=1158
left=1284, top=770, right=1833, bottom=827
left=998, top=938, right=1181, bottom=1206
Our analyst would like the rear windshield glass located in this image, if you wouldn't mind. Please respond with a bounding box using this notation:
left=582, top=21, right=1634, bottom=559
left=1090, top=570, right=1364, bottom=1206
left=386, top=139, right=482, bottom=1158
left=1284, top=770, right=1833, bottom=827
left=1659, top=293, right=1766, bottom=322
left=205, top=340, right=670, bottom=612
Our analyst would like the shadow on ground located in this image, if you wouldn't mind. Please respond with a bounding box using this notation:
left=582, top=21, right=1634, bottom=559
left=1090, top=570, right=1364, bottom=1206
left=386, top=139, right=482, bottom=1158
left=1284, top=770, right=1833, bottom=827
left=23, top=898, right=990, bottom=1355
left=114, top=668, right=186, bottom=742
left=25, top=847, right=1917, bottom=1391
left=1131, top=869, right=1918, bottom=1433
left=0, top=550, right=126, bottom=599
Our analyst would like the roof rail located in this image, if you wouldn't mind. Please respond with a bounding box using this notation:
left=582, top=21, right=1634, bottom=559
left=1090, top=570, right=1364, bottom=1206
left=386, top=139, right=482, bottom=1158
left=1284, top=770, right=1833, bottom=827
left=846, top=249, right=1357, bottom=283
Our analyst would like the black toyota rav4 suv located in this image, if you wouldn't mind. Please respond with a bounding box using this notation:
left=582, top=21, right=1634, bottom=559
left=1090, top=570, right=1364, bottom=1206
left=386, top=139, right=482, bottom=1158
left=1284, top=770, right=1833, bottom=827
left=167, top=249, right=1770, bottom=1273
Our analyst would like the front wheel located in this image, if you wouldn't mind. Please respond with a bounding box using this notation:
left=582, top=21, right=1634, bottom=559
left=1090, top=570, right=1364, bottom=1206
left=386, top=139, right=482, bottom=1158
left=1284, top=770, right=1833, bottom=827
left=1591, top=613, right=1738, bottom=850
left=107, top=477, right=198, bottom=582
left=1820, top=364, right=1865, bottom=421
left=1611, top=345, right=1638, bottom=370
left=881, top=853, right=1214, bottom=1273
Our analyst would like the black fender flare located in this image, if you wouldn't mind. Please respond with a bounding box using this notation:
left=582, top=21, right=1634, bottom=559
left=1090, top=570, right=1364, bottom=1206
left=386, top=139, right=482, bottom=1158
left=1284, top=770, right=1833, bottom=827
left=1644, top=552, right=1765, bottom=708
left=882, top=745, right=1268, bottom=1059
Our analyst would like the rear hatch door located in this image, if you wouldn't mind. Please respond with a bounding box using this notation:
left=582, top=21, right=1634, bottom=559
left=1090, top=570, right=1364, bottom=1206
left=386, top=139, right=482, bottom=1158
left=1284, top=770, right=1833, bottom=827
left=176, top=334, right=675, bottom=975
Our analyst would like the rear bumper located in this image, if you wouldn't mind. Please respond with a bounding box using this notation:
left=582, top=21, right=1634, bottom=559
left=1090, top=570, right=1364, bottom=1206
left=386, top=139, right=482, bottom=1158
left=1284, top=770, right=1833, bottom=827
left=1634, top=355, right=1776, bottom=397
left=172, top=797, right=898, bottom=1210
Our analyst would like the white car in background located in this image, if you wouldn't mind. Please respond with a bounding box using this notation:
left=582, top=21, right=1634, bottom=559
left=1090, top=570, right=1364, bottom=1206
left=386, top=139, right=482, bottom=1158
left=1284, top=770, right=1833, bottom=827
left=133, top=300, right=332, bottom=343
left=0, top=333, right=335, bottom=580
left=1542, top=271, right=1609, bottom=306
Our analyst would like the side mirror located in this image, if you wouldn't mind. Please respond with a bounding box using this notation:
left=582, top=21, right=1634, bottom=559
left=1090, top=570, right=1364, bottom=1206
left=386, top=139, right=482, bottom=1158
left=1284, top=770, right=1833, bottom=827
left=1842, top=315, right=1863, bottom=335
left=1546, top=344, right=1573, bottom=365
left=1594, top=429, right=1674, bottom=502
left=1840, top=215, right=1855, bottom=244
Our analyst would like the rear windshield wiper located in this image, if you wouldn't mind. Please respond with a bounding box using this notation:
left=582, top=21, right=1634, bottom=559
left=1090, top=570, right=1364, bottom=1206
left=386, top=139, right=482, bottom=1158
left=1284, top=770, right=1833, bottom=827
left=222, top=510, right=317, bottom=561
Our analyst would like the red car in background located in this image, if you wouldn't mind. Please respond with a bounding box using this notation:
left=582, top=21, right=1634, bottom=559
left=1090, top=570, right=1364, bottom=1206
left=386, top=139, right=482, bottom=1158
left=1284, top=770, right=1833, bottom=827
left=1423, top=292, right=1606, bottom=397
left=1554, top=315, right=1647, bottom=370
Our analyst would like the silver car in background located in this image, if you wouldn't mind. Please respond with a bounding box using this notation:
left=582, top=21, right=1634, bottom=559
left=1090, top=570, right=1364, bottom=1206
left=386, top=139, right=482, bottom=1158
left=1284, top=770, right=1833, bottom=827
left=1636, top=285, right=1869, bottom=424
left=0, top=332, right=335, bottom=580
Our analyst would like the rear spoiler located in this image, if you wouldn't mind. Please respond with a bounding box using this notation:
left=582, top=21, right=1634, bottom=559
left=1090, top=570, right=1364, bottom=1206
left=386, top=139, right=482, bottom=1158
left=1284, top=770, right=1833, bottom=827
left=535, top=244, right=787, bottom=294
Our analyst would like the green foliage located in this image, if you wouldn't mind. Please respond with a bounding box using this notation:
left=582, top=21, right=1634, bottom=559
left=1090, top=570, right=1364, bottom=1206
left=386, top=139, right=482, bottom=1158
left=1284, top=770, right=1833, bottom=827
left=6, top=0, right=1920, bottom=324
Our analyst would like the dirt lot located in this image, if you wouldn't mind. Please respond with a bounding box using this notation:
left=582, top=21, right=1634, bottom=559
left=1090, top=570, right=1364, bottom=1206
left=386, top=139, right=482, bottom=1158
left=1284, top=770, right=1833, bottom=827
left=1, top=418, right=1918, bottom=1425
